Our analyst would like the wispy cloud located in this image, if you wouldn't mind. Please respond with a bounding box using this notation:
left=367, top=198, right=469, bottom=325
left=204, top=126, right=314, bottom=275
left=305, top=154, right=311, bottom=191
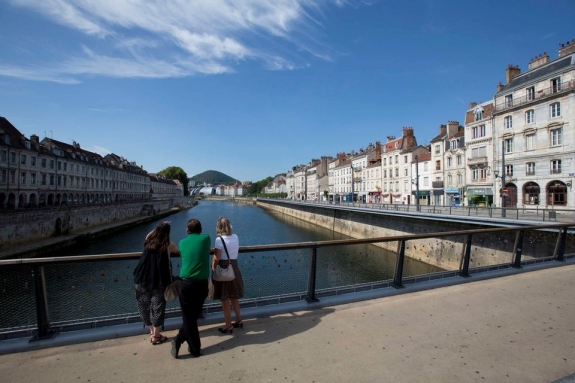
left=92, top=145, right=112, bottom=156
left=3, top=0, right=355, bottom=83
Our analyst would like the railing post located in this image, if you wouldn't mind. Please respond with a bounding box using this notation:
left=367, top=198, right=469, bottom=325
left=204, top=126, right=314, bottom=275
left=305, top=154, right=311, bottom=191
left=459, top=235, right=472, bottom=277
left=31, top=265, right=56, bottom=341
left=305, top=247, right=319, bottom=302
left=553, top=228, right=567, bottom=262
left=512, top=230, right=524, bottom=268
left=392, top=240, right=406, bottom=288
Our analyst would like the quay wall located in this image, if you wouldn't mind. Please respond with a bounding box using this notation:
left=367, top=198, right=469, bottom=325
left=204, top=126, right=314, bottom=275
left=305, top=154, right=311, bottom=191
left=256, top=199, right=566, bottom=270
left=0, top=198, right=190, bottom=249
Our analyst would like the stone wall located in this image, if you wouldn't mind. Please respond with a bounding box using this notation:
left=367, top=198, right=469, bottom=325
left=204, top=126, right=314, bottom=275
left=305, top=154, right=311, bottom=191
left=256, top=200, right=571, bottom=270
left=0, top=199, right=181, bottom=248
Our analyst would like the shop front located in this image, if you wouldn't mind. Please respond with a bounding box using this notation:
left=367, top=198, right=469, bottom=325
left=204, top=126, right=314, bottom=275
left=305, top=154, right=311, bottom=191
left=466, top=187, right=494, bottom=206
left=411, top=190, right=430, bottom=206
left=445, top=188, right=462, bottom=206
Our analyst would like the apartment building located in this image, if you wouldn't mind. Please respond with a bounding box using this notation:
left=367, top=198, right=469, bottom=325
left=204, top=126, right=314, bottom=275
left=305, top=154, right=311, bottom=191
left=464, top=101, right=496, bottom=206
left=381, top=128, right=418, bottom=204
left=492, top=41, right=575, bottom=208
left=327, top=153, right=347, bottom=202
left=412, top=150, right=432, bottom=205
left=429, top=122, right=464, bottom=205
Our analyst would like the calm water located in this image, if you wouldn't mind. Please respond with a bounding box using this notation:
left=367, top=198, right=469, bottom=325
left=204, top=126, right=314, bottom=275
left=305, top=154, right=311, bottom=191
left=1, top=201, right=441, bottom=330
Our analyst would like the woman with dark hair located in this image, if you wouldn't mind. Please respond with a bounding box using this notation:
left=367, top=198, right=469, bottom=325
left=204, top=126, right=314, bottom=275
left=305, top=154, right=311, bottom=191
left=133, top=221, right=179, bottom=345
left=211, top=217, right=244, bottom=334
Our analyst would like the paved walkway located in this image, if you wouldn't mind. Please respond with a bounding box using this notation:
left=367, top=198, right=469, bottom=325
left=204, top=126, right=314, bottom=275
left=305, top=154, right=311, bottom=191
left=1, top=263, right=574, bottom=383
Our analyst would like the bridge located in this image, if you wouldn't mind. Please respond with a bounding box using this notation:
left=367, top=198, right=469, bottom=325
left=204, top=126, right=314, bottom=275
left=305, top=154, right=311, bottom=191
left=1, top=211, right=574, bottom=382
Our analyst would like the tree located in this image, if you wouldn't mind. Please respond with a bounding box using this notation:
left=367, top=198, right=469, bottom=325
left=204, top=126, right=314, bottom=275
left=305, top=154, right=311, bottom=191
left=158, top=166, right=189, bottom=196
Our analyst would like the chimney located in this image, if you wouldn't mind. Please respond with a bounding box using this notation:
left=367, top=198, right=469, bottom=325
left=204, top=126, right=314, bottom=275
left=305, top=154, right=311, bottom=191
left=447, top=121, right=459, bottom=137
left=386, top=135, right=396, bottom=142
left=528, top=52, right=550, bottom=70
left=496, top=81, right=504, bottom=93
left=439, top=124, right=447, bottom=136
left=30, top=134, right=39, bottom=144
left=375, top=141, right=381, bottom=157
left=469, top=102, right=477, bottom=109
left=505, top=64, right=521, bottom=84
left=559, top=39, right=575, bottom=57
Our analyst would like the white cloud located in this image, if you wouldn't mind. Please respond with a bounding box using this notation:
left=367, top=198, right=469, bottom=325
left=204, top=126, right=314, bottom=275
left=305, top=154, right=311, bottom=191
left=92, top=145, right=112, bottom=156
left=3, top=0, right=350, bottom=83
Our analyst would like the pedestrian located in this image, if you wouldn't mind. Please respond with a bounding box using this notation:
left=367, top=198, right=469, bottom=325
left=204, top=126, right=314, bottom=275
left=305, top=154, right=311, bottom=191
left=133, top=221, right=179, bottom=345
left=171, top=218, right=211, bottom=358
left=211, top=217, right=244, bottom=334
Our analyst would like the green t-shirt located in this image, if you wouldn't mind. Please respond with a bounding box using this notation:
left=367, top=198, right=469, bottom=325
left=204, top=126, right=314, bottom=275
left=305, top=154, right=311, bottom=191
left=178, top=233, right=211, bottom=280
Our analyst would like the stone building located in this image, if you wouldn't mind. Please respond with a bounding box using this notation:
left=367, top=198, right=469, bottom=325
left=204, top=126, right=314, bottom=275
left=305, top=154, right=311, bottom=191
left=492, top=41, right=575, bottom=208
left=429, top=122, right=464, bottom=205
left=381, top=127, right=418, bottom=204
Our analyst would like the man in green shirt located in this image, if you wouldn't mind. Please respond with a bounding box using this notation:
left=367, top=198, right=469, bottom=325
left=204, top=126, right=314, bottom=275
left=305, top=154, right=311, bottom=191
left=171, top=218, right=211, bottom=358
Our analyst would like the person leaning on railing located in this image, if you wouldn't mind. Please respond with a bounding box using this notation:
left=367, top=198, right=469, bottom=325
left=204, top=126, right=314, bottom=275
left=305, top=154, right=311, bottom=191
left=133, top=221, right=179, bottom=345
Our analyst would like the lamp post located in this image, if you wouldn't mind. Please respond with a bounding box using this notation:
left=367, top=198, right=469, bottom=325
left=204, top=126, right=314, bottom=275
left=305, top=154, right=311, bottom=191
left=415, top=155, right=420, bottom=212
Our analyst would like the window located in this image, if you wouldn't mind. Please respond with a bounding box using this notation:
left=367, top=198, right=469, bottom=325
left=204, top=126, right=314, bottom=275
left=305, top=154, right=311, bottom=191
left=472, top=124, right=486, bottom=139
left=434, top=145, right=440, bottom=154
left=31, top=173, right=36, bottom=185
left=404, top=156, right=408, bottom=164
left=0, top=149, right=6, bottom=162
left=20, top=154, right=26, bottom=165
left=505, top=165, right=513, bottom=177
left=31, top=156, right=36, bottom=166
left=395, top=168, right=399, bottom=177
left=41, top=158, right=46, bottom=168
left=49, top=160, right=54, bottom=169
left=10, top=170, right=16, bottom=183
left=63, top=162, right=67, bottom=171
left=526, top=134, right=535, bottom=150
left=395, top=155, right=398, bottom=164
left=451, top=139, right=458, bottom=149
left=526, top=110, right=534, bottom=124
left=57, top=161, right=62, bottom=171
left=383, top=158, right=386, bottom=166
left=526, top=86, right=535, bottom=101
left=504, top=138, right=513, bottom=153
left=526, top=162, right=535, bottom=176
left=505, top=94, right=513, bottom=107
left=550, top=102, right=561, bottom=118
left=457, top=173, right=462, bottom=185
left=475, top=110, right=484, bottom=121
left=404, top=168, right=408, bottom=176
left=423, top=177, right=429, bottom=186
left=551, top=159, right=561, bottom=174
left=435, top=160, right=441, bottom=171
left=20, top=172, right=26, bottom=184
left=471, top=145, right=487, bottom=158
left=41, top=174, right=47, bottom=185
left=471, top=168, right=487, bottom=181
left=424, top=162, right=428, bottom=171
left=550, top=128, right=562, bottom=146
left=0, top=169, right=5, bottom=183
left=551, top=77, right=561, bottom=93
left=447, top=174, right=452, bottom=186
left=447, top=157, right=452, bottom=168
left=504, top=116, right=513, bottom=129
left=404, top=181, right=408, bottom=192
left=10, top=152, right=16, bottom=163
left=49, top=175, right=54, bottom=186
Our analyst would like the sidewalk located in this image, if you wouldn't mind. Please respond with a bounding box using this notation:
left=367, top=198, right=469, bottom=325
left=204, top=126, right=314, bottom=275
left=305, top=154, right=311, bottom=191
left=1, top=263, right=574, bottom=382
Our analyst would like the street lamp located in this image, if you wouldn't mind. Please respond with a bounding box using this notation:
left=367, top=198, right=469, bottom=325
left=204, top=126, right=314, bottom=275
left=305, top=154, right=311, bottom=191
left=414, top=155, right=420, bottom=212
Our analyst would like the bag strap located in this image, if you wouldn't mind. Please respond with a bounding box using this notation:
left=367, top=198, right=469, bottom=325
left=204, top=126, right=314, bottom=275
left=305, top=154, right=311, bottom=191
left=219, top=236, right=230, bottom=261
left=167, top=248, right=173, bottom=283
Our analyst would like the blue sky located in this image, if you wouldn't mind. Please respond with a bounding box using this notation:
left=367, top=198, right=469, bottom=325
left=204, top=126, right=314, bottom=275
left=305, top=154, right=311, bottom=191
left=1, top=1, right=574, bottom=182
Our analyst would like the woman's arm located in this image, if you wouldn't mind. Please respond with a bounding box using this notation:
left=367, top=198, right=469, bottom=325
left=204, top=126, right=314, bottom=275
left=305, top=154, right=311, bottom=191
left=212, top=248, right=221, bottom=271
left=168, top=241, right=179, bottom=255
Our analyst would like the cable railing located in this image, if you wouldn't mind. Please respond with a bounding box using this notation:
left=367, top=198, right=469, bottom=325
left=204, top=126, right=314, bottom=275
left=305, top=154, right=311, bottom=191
left=0, top=222, right=572, bottom=341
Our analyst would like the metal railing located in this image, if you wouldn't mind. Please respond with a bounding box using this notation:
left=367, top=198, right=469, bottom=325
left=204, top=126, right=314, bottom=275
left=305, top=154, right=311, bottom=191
left=298, top=199, right=575, bottom=222
left=0, top=223, right=573, bottom=340
left=495, top=80, right=575, bottom=112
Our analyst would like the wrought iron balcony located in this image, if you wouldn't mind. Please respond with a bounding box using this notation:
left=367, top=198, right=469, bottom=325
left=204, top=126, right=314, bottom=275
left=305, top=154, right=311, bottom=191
left=432, top=181, right=444, bottom=188
left=495, top=80, right=575, bottom=112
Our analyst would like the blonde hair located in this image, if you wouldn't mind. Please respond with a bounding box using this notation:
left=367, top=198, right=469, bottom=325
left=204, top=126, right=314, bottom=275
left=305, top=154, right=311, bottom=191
left=216, top=217, right=232, bottom=236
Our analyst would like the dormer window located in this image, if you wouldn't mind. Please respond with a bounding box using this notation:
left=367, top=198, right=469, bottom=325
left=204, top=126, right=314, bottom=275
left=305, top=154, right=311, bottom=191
left=24, top=141, right=31, bottom=149
left=474, top=108, right=484, bottom=121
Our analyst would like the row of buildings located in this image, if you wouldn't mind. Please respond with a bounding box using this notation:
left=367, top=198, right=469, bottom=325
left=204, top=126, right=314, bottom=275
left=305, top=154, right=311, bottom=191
left=0, top=117, right=183, bottom=209
left=266, top=40, right=575, bottom=208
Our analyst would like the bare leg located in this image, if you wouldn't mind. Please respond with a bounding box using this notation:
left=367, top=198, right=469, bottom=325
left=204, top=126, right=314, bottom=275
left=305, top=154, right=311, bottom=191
left=231, top=298, right=242, bottom=322
left=221, top=299, right=233, bottom=327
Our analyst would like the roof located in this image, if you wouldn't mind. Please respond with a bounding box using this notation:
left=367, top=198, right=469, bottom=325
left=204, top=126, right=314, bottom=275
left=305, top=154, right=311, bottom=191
left=497, top=54, right=574, bottom=94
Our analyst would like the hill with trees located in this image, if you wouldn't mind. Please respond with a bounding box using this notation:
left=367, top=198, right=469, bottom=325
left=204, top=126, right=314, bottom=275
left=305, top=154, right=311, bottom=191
left=190, top=170, right=236, bottom=184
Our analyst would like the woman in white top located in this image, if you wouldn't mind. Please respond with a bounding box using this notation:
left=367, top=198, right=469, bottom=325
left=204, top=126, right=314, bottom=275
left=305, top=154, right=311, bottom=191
left=211, top=217, right=245, bottom=334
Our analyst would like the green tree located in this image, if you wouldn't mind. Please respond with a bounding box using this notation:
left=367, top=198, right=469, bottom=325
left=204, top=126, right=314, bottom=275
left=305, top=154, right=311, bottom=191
left=158, top=166, right=189, bottom=196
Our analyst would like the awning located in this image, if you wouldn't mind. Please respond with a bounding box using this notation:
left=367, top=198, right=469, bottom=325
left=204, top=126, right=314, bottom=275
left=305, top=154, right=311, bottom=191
left=466, top=188, right=494, bottom=196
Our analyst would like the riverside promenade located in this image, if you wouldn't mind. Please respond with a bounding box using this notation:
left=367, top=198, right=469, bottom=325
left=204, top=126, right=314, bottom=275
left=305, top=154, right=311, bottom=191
left=1, top=262, right=574, bottom=383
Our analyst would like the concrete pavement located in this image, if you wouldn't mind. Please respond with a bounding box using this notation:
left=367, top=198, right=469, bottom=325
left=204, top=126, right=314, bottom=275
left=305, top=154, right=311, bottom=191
left=1, top=263, right=574, bottom=382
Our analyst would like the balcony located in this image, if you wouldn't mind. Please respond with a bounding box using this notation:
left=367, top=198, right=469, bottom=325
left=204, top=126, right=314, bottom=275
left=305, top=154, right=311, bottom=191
left=432, top=181, right=444, bottom=188
left=467, top=156, right=488, bottom=167
left=551, top=169, right=562, bottom=174
left=495, top=80, right=575, bottom=112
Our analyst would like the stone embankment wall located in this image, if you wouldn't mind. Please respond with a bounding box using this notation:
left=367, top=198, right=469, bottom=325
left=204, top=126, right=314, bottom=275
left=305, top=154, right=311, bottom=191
left=256, top=200, right=570, bottom=270
left=0, top=198, right=185, bottom=248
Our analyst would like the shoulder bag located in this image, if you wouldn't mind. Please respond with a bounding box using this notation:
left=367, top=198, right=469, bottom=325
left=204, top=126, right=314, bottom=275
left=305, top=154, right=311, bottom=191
left=164, top=249, right=179, bottom=301
left=212, top=236, right=236, bottom=282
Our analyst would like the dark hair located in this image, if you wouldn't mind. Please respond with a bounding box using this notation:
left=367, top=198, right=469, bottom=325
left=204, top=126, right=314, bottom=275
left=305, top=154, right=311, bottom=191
left=187, top=218, right=202, bottom=234
left=144, top=221, right=171, bottom=254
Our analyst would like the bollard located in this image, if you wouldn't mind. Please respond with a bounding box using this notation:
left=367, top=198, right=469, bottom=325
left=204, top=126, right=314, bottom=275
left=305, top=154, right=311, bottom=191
left=305, top=247, right=319, bottom=302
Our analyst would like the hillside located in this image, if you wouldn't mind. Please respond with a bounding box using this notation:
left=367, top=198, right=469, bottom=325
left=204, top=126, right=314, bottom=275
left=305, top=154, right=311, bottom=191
left=190, top=170, right=236, bottom=184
